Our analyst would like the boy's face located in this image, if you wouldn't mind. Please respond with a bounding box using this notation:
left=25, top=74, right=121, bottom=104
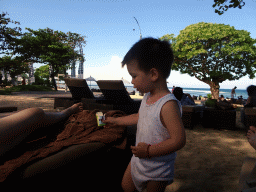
left=126, top=60, right=153, bottom=93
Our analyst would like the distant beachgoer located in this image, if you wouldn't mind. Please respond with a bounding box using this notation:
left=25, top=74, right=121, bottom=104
left=173, top=87, right=195, bottom=105
left=231, top=86, right=237, bottom=99
left=171, top=86, right=175, bottom=93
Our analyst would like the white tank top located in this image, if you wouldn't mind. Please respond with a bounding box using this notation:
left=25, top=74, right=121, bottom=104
left=131, top=92, right=182, bottom=186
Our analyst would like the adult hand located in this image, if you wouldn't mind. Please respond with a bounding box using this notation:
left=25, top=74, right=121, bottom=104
left=130, top=142, right=150, bottom=159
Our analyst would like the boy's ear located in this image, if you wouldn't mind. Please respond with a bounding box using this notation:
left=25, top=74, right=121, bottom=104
left=150, top=68, right=159, bottom=82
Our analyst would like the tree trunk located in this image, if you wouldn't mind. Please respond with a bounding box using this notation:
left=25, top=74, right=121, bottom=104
left=11, top=75, right=17, bottom=86
left=209, top=81, right=220, bottom=99
left=51, top=73, right=57, bottom=91
left=50, top=65, right=57, bottom=91
left=64, top=68, right=68, bottom=92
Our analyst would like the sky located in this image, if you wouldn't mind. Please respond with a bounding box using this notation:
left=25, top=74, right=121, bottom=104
left=1, top=0, right=256, bottom=89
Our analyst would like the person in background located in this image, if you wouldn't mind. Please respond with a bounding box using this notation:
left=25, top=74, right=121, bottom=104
left=173, top=87, right=195, bottom=106
left=171, top=86, right=175, bottom=93
left=236, top=95, right=244, bottom=105
left=22, top=78, right=26, bottom=85
left=218, top=95, right=225, bottom=102
left=244, top=85, right=256, bottom=108
left=231, top=86, right=237, bottom=102
left=241, top=85, right=256, bottom=126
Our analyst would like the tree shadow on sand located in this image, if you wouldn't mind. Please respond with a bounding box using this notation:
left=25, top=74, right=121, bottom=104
left=166, top=125, right=254, bottom=192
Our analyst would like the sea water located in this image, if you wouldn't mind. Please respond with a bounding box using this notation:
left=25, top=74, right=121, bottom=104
left=182, top=87, right=248, bottom=99
left=86, top=84, right=248, bottom=99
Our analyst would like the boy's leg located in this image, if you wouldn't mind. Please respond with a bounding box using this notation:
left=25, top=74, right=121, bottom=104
left=122, top=161, right=137, bottom=192
left=146, top=180, right=169, bottom=192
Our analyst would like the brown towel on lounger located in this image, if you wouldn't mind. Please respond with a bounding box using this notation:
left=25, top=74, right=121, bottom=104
left=0, top=109, right=127, bottom=182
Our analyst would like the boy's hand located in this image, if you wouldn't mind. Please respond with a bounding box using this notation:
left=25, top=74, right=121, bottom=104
left=131, top=142, right=150, bottom=159
left=102, top=117, right=122, bottom=126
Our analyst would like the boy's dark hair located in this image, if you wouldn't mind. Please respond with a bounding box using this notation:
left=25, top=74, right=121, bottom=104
left=173, top=87, right=183, bottom=101
left=121, top=37, right=174, bottom=79
left=247, top=85, right=256, bottom=97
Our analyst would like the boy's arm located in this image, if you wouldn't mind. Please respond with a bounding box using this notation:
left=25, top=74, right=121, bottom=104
left=104, top=113, right=139, bottom=126
left=118, top=113, right=139, bottom=126
left=148, top=100, right=186, bottom=158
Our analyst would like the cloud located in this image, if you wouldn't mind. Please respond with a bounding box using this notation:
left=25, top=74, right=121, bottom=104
left=167, top=71, right=209, bottom=88
left=83, top=56, right=132, bottom=83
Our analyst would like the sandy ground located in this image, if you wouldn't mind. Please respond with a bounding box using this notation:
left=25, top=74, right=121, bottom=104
left=0, top=91, right=255, bottom=191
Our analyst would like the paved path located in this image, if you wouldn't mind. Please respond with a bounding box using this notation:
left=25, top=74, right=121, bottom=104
left=0, top=90, right=104, bottom=118
left=11, top=90, right=72, bottom=98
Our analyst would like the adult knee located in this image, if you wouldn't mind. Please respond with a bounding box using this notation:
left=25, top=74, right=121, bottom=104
left=25, top=107, right=45, bottom=118
left=26, top=107, right=44, bottom=115
left=22, top=107, right=46, bottom=127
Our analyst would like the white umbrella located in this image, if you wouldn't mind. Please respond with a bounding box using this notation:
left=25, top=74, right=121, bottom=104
left=121, top=77, right=130, bottom=84
left=85, top=75, right=96, bottom=88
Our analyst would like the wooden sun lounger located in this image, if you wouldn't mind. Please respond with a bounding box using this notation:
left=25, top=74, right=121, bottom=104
left=245, top=108, right=256, bottom=130
left=54, top=78, right=107, bottom=109
left=96, top=80, right=141, bottom=115
left=182, top=105, right=204, bottom=129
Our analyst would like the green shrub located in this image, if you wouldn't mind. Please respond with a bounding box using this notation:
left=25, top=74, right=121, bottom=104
left=207, top=93, right=212, bottom=99
left=0, top=89, right=12, bottom=95
left=4, top=85, right=54, bottom=92
left=205, top=99, right=217, bottom=108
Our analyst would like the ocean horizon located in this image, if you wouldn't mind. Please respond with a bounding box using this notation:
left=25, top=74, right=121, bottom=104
left=83, top=84, right=248, bottom=99
left=57, top=80, right=248, bottom=99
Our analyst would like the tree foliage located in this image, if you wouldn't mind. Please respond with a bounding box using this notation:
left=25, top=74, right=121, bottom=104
left=0, top=12, right=22, bottom=54
left=163, top=22, right=256, bottom=99
left=0, top=55, right=30, bottom=84
left=213, top=0, right=245, bottom=15
left=33, top=65, right=51, bottom=86
left=13, top=27, right=86, bottom=90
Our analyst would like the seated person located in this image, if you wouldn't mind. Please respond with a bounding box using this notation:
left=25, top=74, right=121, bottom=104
left=173, top=87, right=195, bottom=105
left=236, top=95, right=244, bottom=105
left=244, top=85, right=256, bottom=108
left=241, top=85, right=256, bottom=126
left=218, top=95, right=225, bottom=102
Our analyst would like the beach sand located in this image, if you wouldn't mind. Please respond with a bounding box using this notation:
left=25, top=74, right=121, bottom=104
left=0, top=91, right=255, bottom=191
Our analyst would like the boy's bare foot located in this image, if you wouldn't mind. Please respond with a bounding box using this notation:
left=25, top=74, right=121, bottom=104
left=247, top=126, right=256, bottom=150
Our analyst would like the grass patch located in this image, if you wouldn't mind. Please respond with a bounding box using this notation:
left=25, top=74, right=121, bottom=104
left=0, top=85, right=54, bottom=95
left=0, top=89, right=12, bottom=95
